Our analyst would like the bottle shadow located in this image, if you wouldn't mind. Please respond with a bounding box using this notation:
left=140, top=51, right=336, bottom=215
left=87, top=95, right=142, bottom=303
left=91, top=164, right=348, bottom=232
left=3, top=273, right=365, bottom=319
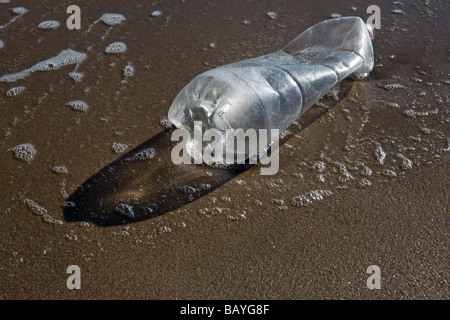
left=64, top=81, right=353, bottom=226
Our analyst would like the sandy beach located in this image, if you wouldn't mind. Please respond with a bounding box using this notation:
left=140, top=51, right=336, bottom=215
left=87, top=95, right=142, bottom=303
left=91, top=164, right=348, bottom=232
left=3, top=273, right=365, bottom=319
left=0, top=0, right=448, bottom=299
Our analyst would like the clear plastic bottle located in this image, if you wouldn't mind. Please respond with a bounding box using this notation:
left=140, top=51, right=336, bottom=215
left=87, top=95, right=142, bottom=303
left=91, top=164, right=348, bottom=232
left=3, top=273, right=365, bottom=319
left=168, top=16, right=374, bottom=162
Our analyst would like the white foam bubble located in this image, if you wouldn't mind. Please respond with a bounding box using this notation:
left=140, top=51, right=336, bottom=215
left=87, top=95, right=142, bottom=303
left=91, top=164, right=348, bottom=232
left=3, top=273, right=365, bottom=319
left=23, top=199, right=63, bottom=225
left=360, top=165, right=373, bottom=176
left=158, top=226, right=172, bottom=234
left=69, top=72, right=84, bottom=82
left=111, top=142, right=128, bottom=154
left=8, top=143, right=36, bottom=163
left=86, top=13, right=126, bottom=33
left=0, top=0, right=11, bottom=4
left=0, top=7, right=27, bottom=29
left=383, top=83, right=406, bottom=90
left=126, top=147, right=156, bottom=161
left=338, top=171, right=355, bottom=184
left=392, top=9, right=405, bottom=15
left=228, top=212, right=247, bottom=221
left=159, top=117, right=173, bottom=128
left=151, top=10, right=162, bottom=17
left=403, top=109, right=438, bottom=118
left=374, top=145, right=386, bottom=165
left=12, top=7, right=28, bottom=14
left=382, top=169, right=397, bottom=177
left=397, top=153, right=413, bottom=170
left=221, top=196, right=232, bottom=202
left=122, top=64, right=134, bottom=77
left=311, top=161, right=326, bottom=172
left=99, top=13, right=126, bottom=26
left=37, top=20, right=60, bottom=29
left=0, top=49, right=87, bottom=83
left=115, top=204, right=134, bottom=218
left=359, top=178, right=372, bottom=187
left=292, top=190, right=333, bottom=207
left=6, top=86, right=25, bottom=97
left=420, top=127, right=431, bottom=134
left=66, top=100, right=89, bottom=111
left=0, top=40, right=3, bottom=49
left=271, top=198, right=285, bottom=205
left=52, top=165, right=68, bottom=174
left=386, top=102, right=400, bottom=108
left=266, top=11, right=277, bottom=19
left=23, top=199, right=47, bottom=215
left=105, top=42, right=127, bottom=54
left=62, top=201, right=76, bottom=209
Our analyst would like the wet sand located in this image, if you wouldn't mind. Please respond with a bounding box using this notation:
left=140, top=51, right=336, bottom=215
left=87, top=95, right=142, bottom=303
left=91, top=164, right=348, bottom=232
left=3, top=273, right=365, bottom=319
left=0, top=0, right=448, bottom=299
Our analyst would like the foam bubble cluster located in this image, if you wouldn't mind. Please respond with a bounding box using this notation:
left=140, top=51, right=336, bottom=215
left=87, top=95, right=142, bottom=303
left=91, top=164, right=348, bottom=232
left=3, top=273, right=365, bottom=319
left=66, top=100, right=89, bottom=111
left=397, top=153, right=413, bottom=170
left=403, top=109, right=438, bottom=118
left=123, top=64, right=134, bottom=77
left=0, top=49, right=86, bottom=83
left=115, top=204, right=134, bottom=218
left=6, top=86, right=26, bottom=97
left=111, top=142, right=128, bottom=154
left=392, top=9, right=405, bottom=15
left=99, top=13, right=126, bottom=26
left=105, top=42, right=127, bottom=54
left=374, top=145, right=386, bottom=165
left=151, top=10, right=162, bottom=17
left=37, top=20, right=60, bottom=29
left=266, top=11, right=277, bottom=19
left=311, top=161, right=326, bottom=172
left=12, top=7, right=28, bottom=14
left=52, top=165, right=68, bottom=174
left=8, top=143, right=36, bottom=163
left=126, top=147, right=156, bottom=161
left=24, top=199, right=63, bottom=225
left=383, top=83, right=406, bottom=90
left=159, top=117, right=173, bottom=128
left=292, top=190, right=333, bottom=207
left=330, top=13, right=342, bottom=18
left=69, top=72, right=84, bottom=82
